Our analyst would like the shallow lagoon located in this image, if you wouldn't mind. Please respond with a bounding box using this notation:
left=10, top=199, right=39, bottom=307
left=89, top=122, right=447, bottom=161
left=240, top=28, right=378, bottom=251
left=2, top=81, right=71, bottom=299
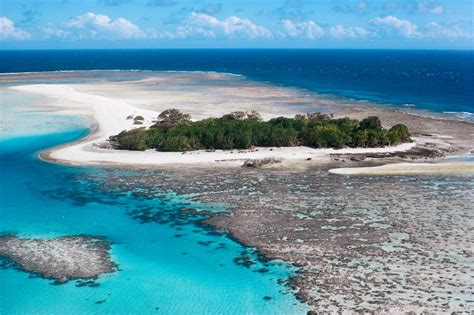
left=0, top=89, right=306, bottom=314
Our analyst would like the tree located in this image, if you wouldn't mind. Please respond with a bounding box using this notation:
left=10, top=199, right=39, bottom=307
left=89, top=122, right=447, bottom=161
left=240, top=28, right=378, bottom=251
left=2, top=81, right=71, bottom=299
left=230, top=111, right=246, bottom=120
left=109, top=110, right=410, bottom=152
left=295, top=112, right=332, bottom=121
left=156, top=109, right=191, bottom=125
left=311, top=124, right=344, bottom=148
left=359, top=116, right=382, bottom=130
left=366, top=129, right=387, bottom=147
left=159, top=135, right=197, bottom=151
left=110, top=128, right=148, bottom=151
left=246, top=110, right=263, bottom=121
left=353, top=130, right=368, bottom=147
left=306, top=112, right=332, bottom=121
left=387, top=124, right=410, bottom=144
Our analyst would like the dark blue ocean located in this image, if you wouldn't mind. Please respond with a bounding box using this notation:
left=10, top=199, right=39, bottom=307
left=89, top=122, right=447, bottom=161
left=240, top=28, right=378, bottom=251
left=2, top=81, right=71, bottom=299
left=1, top=49, right=472, bottom=117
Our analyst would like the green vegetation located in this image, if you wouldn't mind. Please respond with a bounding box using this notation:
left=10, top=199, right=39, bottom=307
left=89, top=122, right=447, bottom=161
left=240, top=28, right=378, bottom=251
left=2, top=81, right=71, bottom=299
left=109, top=109, right=411, bottom=152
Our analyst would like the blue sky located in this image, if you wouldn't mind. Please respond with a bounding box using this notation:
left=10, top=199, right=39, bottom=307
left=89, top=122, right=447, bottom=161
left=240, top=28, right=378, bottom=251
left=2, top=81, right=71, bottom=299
left=1, top=0, right=472, bottom=49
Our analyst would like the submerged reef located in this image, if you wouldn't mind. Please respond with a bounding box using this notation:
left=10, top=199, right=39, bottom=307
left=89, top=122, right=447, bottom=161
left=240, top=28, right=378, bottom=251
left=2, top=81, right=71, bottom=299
left=0, top=235, right=116, bottom=284
left=37, top=163, right=474, bottom=313
left=91, top=165, right=473, bottom=313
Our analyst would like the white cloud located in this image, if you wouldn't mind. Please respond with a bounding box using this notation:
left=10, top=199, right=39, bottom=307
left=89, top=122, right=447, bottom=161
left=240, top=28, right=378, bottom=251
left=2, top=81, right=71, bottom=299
left=169, top=12, right=272, bottom=39
left=39, top=26, right=70, bottom=39
left=281, top=19, right=372, bottom=40
left=329, top=25, right=373, bottom=39
left=0, top=17, right=31, bottom=40
left=424, top=22, right=472, bottom=39
left=418, top=1, right=444, bottom=14
left=371, top=15, right=422, bottom=38
left=282, top=19, right=324, bottom=39
left=65, top=12, right=145, bottom=39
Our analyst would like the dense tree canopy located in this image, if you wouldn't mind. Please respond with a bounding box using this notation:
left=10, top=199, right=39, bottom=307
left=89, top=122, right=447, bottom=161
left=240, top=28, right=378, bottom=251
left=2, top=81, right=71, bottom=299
left=110, top=109, right=410, bottom=152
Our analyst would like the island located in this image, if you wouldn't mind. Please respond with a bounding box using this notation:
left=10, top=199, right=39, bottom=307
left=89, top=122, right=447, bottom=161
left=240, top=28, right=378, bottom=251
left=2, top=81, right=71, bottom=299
left=109, top=109, right=411, bottom=152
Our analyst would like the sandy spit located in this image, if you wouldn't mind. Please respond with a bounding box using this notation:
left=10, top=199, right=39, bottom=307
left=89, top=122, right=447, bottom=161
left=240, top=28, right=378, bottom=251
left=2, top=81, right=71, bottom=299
left=329, top=161, right=474, bottom=176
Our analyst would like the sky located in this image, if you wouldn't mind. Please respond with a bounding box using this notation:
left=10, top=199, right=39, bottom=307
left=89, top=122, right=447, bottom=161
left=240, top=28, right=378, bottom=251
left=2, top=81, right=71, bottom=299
left=0, top=0, right=472, bottom=49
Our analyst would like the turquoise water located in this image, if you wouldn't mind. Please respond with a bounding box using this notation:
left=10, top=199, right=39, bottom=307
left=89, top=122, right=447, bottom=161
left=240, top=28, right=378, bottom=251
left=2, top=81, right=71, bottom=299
left=0, top=89, right=90, bottom=140
left=0, top=91, right=306, bottom=314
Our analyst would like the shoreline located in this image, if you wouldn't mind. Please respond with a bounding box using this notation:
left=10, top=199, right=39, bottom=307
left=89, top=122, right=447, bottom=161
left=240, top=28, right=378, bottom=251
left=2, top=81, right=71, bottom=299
left=11, top=84, right=418, bottom=167
left=7, top=72, right=474, bottom=174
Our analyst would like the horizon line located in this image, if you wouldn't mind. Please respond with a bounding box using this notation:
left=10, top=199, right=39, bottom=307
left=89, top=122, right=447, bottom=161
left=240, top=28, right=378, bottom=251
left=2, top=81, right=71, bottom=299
left=0, top=47, right=472, bottom=51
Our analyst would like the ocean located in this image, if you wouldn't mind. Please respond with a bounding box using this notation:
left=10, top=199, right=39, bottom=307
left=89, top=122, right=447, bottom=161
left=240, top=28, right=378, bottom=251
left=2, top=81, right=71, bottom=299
left=1, top=49, right=473, bottom=119
left=0, top=50, right=472, bottom=314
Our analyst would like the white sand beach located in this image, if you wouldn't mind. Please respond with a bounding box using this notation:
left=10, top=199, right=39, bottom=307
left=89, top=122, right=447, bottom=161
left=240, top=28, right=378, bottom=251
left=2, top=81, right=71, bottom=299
left=10, top=83, right=421, bottom=167
left=329, top=161, right=474, bottom=175
left=10, top=75, right=473, bottom=174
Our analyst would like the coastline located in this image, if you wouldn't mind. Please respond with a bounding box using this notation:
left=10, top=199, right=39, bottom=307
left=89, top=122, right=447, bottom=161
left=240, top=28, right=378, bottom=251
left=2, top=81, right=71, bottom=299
left=9, top=75, right=473, bottom=174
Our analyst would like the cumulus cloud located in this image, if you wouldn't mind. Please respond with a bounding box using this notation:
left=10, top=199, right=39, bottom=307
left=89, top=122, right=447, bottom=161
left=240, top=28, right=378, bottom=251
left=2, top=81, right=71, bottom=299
left=66, top=12, right=145, bottom=39
left=424, top=22, right=472, bottom=39
left=0, top=17, right=31, bottom=40
left=168, top=12, right=272, bottom=39
left=371, top=15, right=422, bottom=38
left=281, top=19, right=372, bottom=40
left=417, top=1, right=444, bottom=14
left=329, top=25, right=373, bottom=39
left=39, top=26, right=70, bottom=39
left=282, top=19, right=324, bottom=39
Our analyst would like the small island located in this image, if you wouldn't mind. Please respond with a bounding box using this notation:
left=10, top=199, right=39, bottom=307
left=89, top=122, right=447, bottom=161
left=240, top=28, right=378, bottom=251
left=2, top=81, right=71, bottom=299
left=109, top=109, right=411, bottom=152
